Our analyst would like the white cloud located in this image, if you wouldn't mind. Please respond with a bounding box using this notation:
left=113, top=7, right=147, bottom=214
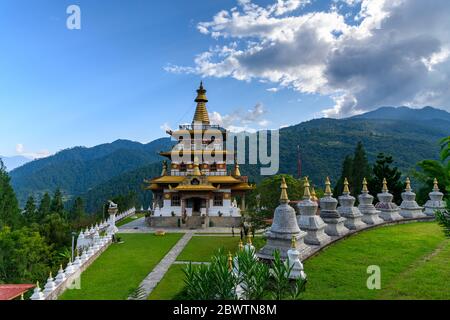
left=160, top=122, right=172, bottom=132
left=209, top=103, right=270, bottom=132
left=167, top=0, right=450, bottom=118
left=16, top=143, right=50, bottom=159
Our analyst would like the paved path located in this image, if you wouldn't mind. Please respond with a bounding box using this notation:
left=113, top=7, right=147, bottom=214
left=130, top=232, right=194, bottom=300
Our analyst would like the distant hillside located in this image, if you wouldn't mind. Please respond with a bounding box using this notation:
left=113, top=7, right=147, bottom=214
left=10, top=138, right=174, bottom=205
left=10, top=106, right=450, bottom=212
left=80, top=107, right=450, bottom=213
left=0, top=155, right=31, bottom=171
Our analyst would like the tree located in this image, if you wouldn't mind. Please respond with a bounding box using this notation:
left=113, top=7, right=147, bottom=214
left=0, top=160, right=22, bottom=229
left=39, top=213, right=71, bottom=251
left=351, top=141, right=372, bottom=196
left=369, top=153, right=404, bottom=204
left=70, top=197, right=85, bottom=222
left=334, top=155, right=353, bottom=196
left=38, top=193, right=52, bottom=220
left=0, top=226, right=52, bottom=284
left=246, top=174, right=304, bottom=218
left=23, top=196, right=37, bottom=223
left=50, top=188, right=65, bottom=218
left=414, top=136, right=450, bottom=204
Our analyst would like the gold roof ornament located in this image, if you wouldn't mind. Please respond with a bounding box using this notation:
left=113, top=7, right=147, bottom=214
left=192, top=157, right=202, bottom=176
left=303, top=177, right=311, bottom=200
left=161, top=161, right=168, bottom=176
left=343, top=178, right=350, bottom=194
left=233, top=154, right=241, bottom=177
left=291, top=235, right=296, bottom=249
left=192, top=81, right=210, bottom=124
left=382, top=178, right=388, bottom=193
left=239, top=239, right=244, bottom=251
left=405, top=177, right=412, bottom=191
left=228, top=252, right=233, bottom=271
left=36, top=281, right=40, bottom=289
left=325, top=177, right=332, bottom=196
left=280, top=177, right=289, bottom=204
left=362, top=177, right=369, bottom=193
left=433, top=178, right=440, bottom=192
left=247, top=234, right=253, bottom=245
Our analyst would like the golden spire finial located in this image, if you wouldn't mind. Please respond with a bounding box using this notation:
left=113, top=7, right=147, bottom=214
left=325, top=177, right=332, bottom=196
left=303, top=177, right=311, bottom=199
left=192, top=157, right=202, bottom=176
left=280, top=177, right=289, bottom=203
left=382, top=178, right=388, bottom=193
left=233, top=154, right=241, bottom=177
left=60, top=264, right=63, bottom=270
left=433, top=178, right=439, bottom=192
left=405, top=177, right=411, bottom=191
left=343, top=178, right=350, bottom=194
left=291, top=235, right=296, bottom=249
left=36, top=281, right=40, bottom=289
left=362, top=177, right=369, bottom=193
left=311, top=185, right=318, bottom=202
left=193, top=81, right=210, bottom=124
left=20, top=293, right=24, bottom=300
left=239, top=239, right=244, bottom=251
left=228, top=252, right=233, bottom=271
left=247, top=234, right=253, bottom=245
left=49, top=271, right=52, bottom=279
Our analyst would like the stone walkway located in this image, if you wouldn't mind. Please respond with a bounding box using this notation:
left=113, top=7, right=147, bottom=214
left=130, top=232, right=194, bottom=300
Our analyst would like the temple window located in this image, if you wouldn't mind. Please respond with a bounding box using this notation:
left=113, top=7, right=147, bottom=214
left=210, top=162, right=217, bottom=172
left=180, top=162, right=187, bottom=172
left=171, top=194, right=181, bottom=206
left=214, top=194, right=223, bottom=206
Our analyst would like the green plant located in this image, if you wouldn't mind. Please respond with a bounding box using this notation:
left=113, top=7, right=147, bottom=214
left=435, top=210, right=450, bottom=238
left=235, top=248, right=269, bottom=299
left=269, top=250, right=293, bottom=300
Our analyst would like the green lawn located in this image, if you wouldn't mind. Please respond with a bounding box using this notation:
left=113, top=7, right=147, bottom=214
left=148, top=264, right=187, bottom=300
left=151, top=222, right=449, bottom=300
left=59, top=233, right=182, bottom=300
left=303, top=222, right=447, bottom=300
left=116, top=214, right=145, bottom=227
left=176, top=236, right=264, bottom=262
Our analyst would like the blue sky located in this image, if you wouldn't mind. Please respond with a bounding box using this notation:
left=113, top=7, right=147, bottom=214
left=1, top=0, right=449, bottom=158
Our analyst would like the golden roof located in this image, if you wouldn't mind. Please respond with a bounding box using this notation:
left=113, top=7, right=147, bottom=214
left=193, top=82, right=210, bottom=124
left=231, top=183, right=254, bottom=191
left=150, top=176, right=185, bottom=184
left=207, top=176, right=241, bottom=184
left=159, top=150, right=231, bottom=157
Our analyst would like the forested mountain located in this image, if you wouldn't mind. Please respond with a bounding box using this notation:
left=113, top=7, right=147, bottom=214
left=10, top=106, right=450, bottom=213
left=10, top=138, right=174, bottom=205
left=0, top=155, right=31, bottom=171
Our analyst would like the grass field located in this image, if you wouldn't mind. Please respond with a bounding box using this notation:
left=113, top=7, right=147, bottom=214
left=59, top=233, right=182, bottom=300
left=151, top=222, right=449, bottom=300
left=116, top=214, right=145, bottom=227
left=176, top=236, right=265, bottom=262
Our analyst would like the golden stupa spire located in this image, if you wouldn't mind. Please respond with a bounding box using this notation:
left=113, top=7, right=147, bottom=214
left=325, top=177, right=332, bottom=196
left=362, top=177, right=369, bottom=193
left=405, top=177, right=411, bottom=191
left=239, top=239, right=244, bottom=251
left=247, top=234, right=253, bottom=245
left=382, top=178, right=388, bottom=193
left=343, top=178, right=350, bottom=194
left=303, top=177, right=311, bottom=199
left=311, top=185, right=318, bottom=202
left=192, top=81, right=210, bottom=124
left=228, top=252, right=233, bottom=271
left=192, top=157, right=202, bottom=176
left=291, top=235, right=296, bottom=249
left=433, top=178, right=440, bottom=192
left=280, top=177, right=289, bottom=204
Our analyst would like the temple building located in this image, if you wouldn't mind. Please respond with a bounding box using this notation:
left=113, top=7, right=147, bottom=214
left=145, top=82, right=254, bottom=228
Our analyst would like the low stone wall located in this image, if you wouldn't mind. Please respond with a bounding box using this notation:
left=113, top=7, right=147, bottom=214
left=209, top=216, right=241, bottom=228
left=45, top=239, right=111, bottom=300
left=148, top=216, right=180, bottom=228
left=147, top=216, right=242, bottom=229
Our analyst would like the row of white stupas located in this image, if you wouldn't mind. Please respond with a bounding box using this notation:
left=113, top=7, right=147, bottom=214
left=259, top=176, right=447, bottom=261
left=30, top=205, right=136, bottom=300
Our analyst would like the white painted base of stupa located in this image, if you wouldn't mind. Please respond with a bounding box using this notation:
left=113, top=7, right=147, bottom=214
left=379, top=209, right=403, bottom=221
left=322, top=217, right=349, bottom=237
left=297, top=216, right=331, bottom=246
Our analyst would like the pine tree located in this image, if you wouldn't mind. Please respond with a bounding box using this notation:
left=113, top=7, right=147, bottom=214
left=351, top=141, right=372, bottom=196
left=23, top=196, right=37, bottom=223
left=38, top=192, right=52, bottom=220
left=50, top=188, right=65, bottom=218
left=0, top=160, right=22, bottom=229
left=334, top=155, right=354, bottom=196
left=369, top=153, right=404, bottom=204
left=70, top=197, right=85, bottom=221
